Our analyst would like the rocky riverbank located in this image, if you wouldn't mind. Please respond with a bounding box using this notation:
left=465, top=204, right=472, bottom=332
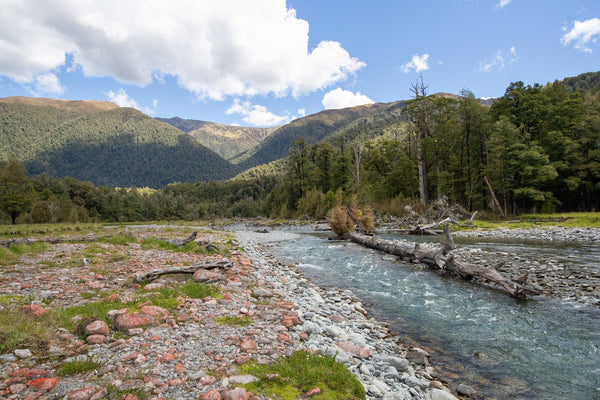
left=0, top=227, right=466, bottom=400
left=452, top=227, right=600, bottom=307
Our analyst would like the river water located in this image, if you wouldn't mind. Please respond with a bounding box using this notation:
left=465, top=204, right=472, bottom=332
left=250, top=228, right=600, bottom=400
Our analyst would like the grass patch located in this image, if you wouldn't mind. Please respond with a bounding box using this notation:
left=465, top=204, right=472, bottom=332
left=58, top=359, right=101, bottom=376
left=140, top=237, right=181, bottom=252
left=99, top=235, right=138, bottom=246
left=0, top=242, right=49, bottom=265
left=0, top=311, right=51, bottom=354
left=214, top=315, right=253, bottom=326
left=0, top=294, right=33, bottom=306
left=239, top=350, right=365, bottom=400
left=458, top=212, right=600, bottom=230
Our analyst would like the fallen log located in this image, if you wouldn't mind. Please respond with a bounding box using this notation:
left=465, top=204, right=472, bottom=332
left=0, top=233, right=98, bottom=247
left=348, top=232, right=541, bottom=299
left=160, top=231, right=198, bottom=248
left=134, top=259, right=232, bottom=283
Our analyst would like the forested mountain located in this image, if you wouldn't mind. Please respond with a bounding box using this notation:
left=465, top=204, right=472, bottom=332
left=157, top=117, right=275, bottom=160
left=561, top=71, right=600, bottom=94
left=0, top=98, right=237, bottom=188
left=233, top=101, right=409, bottom=171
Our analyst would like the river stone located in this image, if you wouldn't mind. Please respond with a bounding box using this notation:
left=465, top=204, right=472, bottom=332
left=425, top=388, right=460, bottom=400
left=113, top=312, right=155, bottom=332
left=383, top=388, right=412, bottom=400
left=376, top=355, right=410, bottom=372
left=301, top=320, right=322, bottom=335
left=85, top=320, right=110, bottom=336
left=325, top=325, right=348, bottom=340
left=457, top=383, right=477, bottom=396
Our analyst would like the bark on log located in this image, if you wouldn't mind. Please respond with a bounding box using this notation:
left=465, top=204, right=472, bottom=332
left=348, top=232, right=541, bottom=299
left=161, top=231, right=198, bottom=248
left=134, top=259, right=232, bottom=283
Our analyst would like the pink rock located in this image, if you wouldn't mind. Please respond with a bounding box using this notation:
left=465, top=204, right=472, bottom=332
left=337, top=341, right=370, bottom=358
left=9, top=383, right=26, bottom=394
left=201, top=389, right=222, bottom=400
left=19, top=304, right=48, bottom=318
left=305, top=387, right=321, bottom=397
left=140, top=305, right=169, bottom=318
left=66, top=386, right=100, bottom=400
left=199, top=375, right=216, bottom=385
left=106, top=308, right=129, bottom=321
left=26, top=377, right=58, bottom=391
left=113, top=312, right=155, bottom=332
left=86, top=334, right=106, bottom=344
left=240, top=338, right=257, bottom=352
left=85, top=320, right=110, bottom=336
left=223, top=387, right=251, bottom=400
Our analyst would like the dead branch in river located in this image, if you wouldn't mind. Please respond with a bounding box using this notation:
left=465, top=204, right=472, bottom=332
left=347, top=232, right=541, bottom=299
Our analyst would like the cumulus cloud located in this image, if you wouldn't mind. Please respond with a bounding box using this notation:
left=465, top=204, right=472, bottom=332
left=226, top=99, right=291, bottom=127
left=322, top=88, right=374, bottom=110
left=561, top=18, right=600, bottom=52
left=478, top=47, right=518, bottom=72
left=401, top=54, right=430, bottom=73
left=34, top=73, right=65, bottom=95
left=105, top=88, right=155, bottom=115
left=0, top=0, right=365, bottom=100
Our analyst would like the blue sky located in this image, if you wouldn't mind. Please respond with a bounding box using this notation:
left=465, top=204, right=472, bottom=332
left=0, top=0, right=598, bottom=127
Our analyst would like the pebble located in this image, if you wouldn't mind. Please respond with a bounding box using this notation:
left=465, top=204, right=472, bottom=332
left=0, top=228, right=473, bottom=400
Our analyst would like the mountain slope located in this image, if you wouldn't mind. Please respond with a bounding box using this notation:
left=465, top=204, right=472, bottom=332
left=0, top=98, right=238, bottom=188
left=157, top=117, right=275, bottom=160
left=232, top=101, right=409, bottom=171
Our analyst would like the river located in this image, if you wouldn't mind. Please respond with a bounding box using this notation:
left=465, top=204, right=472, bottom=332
left=248, top=227, right=600, bottom=400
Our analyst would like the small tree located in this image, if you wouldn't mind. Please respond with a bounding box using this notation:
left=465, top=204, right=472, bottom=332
left=0, top=158, right=35, bottom=224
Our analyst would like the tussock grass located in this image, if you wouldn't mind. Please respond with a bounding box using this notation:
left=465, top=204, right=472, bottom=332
left=239, top=350, right=366, bottom=400
left=0, top=311, right=51, bottom=354
left=58, top=359, right=101, bottom=376
left=214, top=315, right=253, bottom=326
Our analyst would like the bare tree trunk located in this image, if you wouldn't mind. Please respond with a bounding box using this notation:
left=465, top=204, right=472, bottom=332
left=484, top=176, right=506, bottom=217
left=348, top=232, right=540, bottom=299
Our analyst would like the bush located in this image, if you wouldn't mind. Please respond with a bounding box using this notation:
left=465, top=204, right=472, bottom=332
left=327, top=205, right=353, bottom=237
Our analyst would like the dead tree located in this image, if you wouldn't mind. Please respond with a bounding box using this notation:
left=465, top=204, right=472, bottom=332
left=348, top=232, right=541, bottom=299
left=134, top=259, right=232, bottom=283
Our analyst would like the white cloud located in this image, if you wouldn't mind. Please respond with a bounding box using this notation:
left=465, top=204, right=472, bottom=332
left=34, top=73, right=65, bottom=95
left=105, top=88, right=155, bottom=115
left=322, top=88, right=374, bottom=110
left=226, top=99, right=291, bottom=127
left=297, top=108, right=306, bottom=117
left=496, top=0, right=513, bottom=9
left=561, top=18, right=600, bottom=53
left=478, top=47, right=518, bottom=72
left=401, top=54, right=430, bottom=73
left=0, top=0, right=365, bottom=100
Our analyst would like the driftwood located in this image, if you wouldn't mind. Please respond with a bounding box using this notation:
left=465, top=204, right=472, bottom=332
left=0, top=234, right=98, bottom=247
left=134, top=259, right=232, bottom=283
left=161, top=231, right=197, bottom=248
left=348, top=232, right=541, bottom=299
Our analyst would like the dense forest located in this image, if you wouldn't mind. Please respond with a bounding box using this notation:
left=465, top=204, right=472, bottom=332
left=0, top=101, right=237, bottom=187
left=0, top=72, right=599, bottom=224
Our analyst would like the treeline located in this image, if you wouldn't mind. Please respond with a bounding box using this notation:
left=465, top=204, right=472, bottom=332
left=268, top=80, right=600, bottom=217
left=1, top=79, right=598, bottom=224
left=0, top=158, right=277, bottom=224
